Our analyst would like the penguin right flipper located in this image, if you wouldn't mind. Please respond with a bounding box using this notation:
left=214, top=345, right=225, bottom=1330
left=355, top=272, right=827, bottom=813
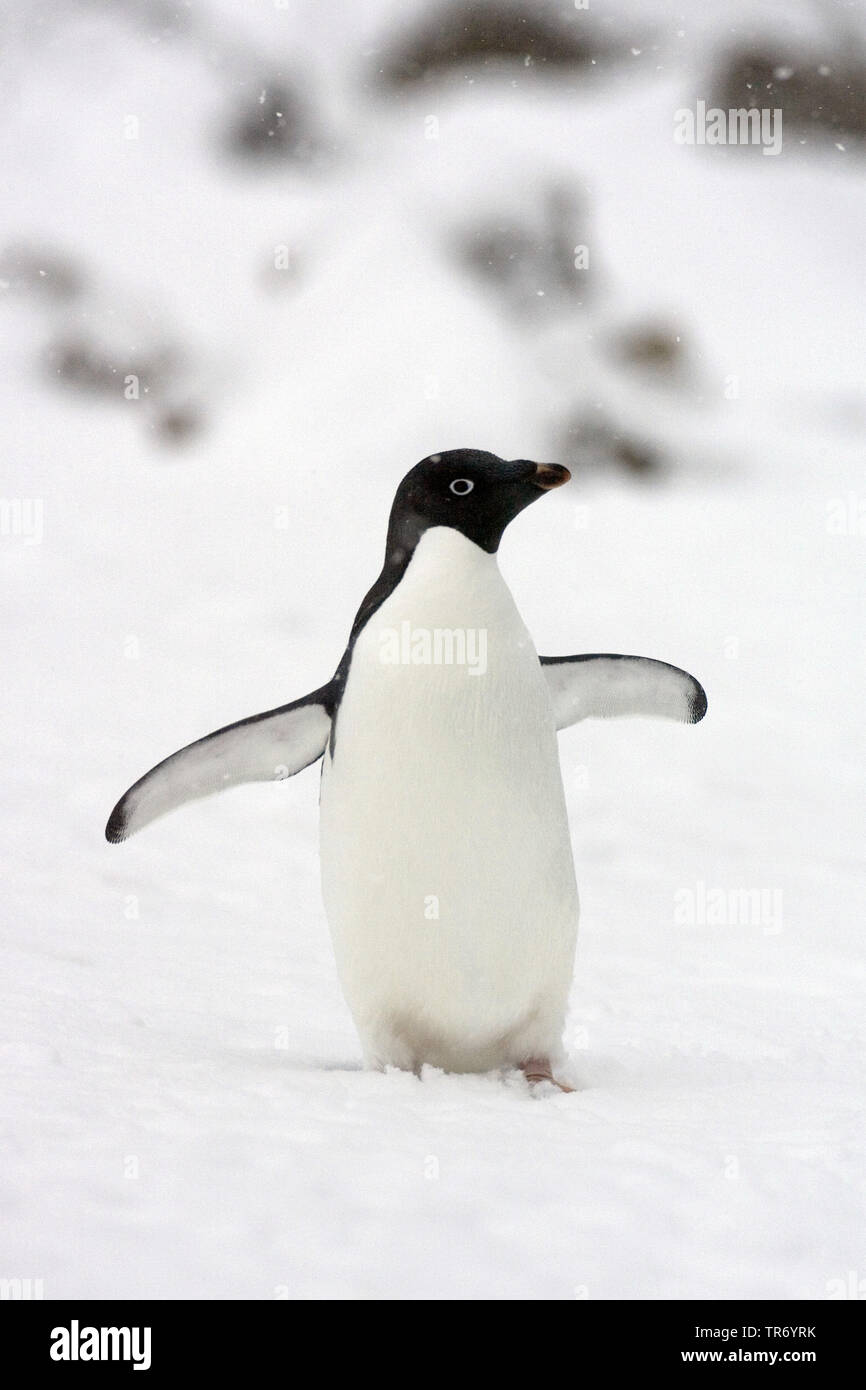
left=105, top=689, right=333, bottom=843
left=540, top=654, right=707, bottom=729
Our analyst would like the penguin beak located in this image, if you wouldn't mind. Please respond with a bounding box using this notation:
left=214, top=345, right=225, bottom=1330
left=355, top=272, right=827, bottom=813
left=531, top=463, right=571, bottom=491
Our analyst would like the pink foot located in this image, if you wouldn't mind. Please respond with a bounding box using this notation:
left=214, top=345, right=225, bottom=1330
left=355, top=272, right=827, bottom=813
left=521, top=1058, right=575, bottom=1094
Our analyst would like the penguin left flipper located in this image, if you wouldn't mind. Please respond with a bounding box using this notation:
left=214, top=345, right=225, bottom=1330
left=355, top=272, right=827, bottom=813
left=540, top=654, right=707, bottom=730
left=105, top=689, right=333, bottom=843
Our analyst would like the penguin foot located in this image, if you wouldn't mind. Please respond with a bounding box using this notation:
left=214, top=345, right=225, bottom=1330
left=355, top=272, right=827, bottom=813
left=521, top=1059, right=575, bottom=1094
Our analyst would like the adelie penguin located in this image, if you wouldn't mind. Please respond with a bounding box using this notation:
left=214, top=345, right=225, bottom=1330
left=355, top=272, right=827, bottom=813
left=107, top=449, right=706, bottom=1091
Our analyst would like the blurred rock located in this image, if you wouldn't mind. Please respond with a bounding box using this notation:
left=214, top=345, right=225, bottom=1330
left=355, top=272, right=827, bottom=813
left=45, top=336, right=173, bottom=398
left=610, top=321, right=688, bottom=382
left=92, top=0, right=193, bottom=42
left=714, top=48, right=866, bottom=145
left=560, top=414, right=661, bottom=478
left=379, top=0, right=609, bottom=88
left=455, top=185, right=592, bottom=315
left=154, top=404, right=203, bottom=445
left=226, top=80, right=318, bottom=164
left=0, top=244, right=84, bottom=301
left=44, top=330, right=204, bottom=447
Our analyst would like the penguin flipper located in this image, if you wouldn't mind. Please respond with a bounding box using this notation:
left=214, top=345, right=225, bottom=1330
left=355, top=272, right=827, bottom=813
left=540, top=654, right=707, bottom=730
left=105, top=690, right=333, bottom=843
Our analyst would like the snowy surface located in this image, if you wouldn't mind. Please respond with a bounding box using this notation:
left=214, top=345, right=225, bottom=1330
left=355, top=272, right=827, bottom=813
left=1, top=1, right=865, bottom=1299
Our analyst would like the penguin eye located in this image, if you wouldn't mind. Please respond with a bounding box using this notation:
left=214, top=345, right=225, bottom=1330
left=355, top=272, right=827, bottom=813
left=449, top=478, right=474, bottom=496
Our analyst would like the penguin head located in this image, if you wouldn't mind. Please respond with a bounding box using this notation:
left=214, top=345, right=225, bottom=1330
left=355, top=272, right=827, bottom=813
left=387, top=449, right=570, bottom=556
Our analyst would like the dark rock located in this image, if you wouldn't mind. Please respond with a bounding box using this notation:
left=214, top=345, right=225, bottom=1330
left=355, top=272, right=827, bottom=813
left=0, top=244, right=84, bottom=301
left=455, top=185, right=592, bottom=315
left=612, top=322, right=686, bottom=378
left=560, top=414, right=662, bottom=477
left=714, top=47, right=866, bottom=144
left=226, top=80, right=317, bottom=163
left=155, top=406, right=202, bottom=445
left=379, top=0, right=608, bottom=88
left=45, top=336, right=171, bottom=398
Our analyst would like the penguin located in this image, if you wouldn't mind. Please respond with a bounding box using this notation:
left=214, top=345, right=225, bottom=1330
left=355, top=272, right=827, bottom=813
left=106, top=449, right=706, bottom=1090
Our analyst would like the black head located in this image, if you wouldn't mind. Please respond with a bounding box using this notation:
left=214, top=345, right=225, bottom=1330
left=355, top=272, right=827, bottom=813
left=386, top=448, right=570, bottom=558
left=335, top=448, right=571, bottom=706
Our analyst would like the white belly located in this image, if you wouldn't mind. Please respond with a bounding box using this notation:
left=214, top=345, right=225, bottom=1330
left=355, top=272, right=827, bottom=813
left=319, top=528, right=579, bottom=1073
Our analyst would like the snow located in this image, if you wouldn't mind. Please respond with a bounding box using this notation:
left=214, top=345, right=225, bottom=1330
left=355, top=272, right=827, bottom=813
left=1, top=0, right=864, bottom=1299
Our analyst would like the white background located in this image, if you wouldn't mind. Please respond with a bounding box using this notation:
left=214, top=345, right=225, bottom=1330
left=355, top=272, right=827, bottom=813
left=1, top=0, right=864, bottom=1298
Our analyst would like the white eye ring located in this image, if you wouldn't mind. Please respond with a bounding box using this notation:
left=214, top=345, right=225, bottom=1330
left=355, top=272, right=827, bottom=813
left=449, top=478, right=474, bottom=495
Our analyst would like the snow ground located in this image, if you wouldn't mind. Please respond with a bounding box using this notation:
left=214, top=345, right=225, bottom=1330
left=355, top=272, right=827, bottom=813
left=1, top=1, right=864, bottom=1299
